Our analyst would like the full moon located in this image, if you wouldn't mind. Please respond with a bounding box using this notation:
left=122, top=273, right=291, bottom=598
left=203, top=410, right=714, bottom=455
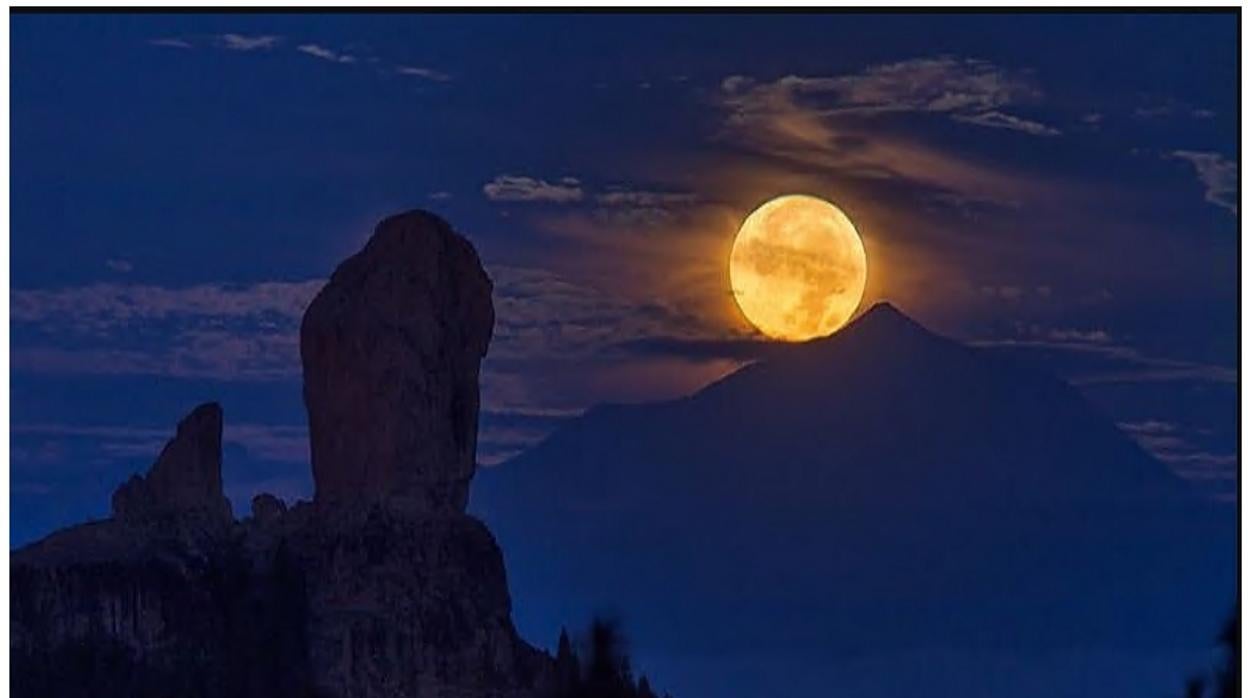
left=729, top=194, right=868, bottom=341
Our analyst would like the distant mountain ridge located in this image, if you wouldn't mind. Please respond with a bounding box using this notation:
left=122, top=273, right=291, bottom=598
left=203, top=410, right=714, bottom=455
left=473, top=302, right=1235, bottom=697
left=495, top=302, right=1187, bottom=510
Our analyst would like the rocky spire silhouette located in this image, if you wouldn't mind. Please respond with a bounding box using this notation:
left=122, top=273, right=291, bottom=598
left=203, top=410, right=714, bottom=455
left=301, top=210, right=494, bottom=513
left=12, top=210, right=561, bottom=698
left=110, top=401, right=232, bottom=534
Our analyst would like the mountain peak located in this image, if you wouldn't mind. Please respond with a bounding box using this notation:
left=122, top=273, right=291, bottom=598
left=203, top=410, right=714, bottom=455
left=825, top=301, right=934, bottom=347
left=853, top=301, right=919, bottom=327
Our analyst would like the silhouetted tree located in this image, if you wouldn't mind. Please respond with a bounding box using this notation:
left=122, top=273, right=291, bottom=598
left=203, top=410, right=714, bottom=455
left=556, top=627, right=581, bottom=689
left=1213, top=607, right=1239, bottom=698
left=1176, top=605, right=1238, bottom=698
left=553, top=618, right=669, bottom=698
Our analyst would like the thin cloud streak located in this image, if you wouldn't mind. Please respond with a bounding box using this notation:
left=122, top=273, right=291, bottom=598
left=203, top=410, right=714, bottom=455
left=971, top=337, right=1238, bottom=386
left=148, top=37, right=193, bottom=49
left=396, top=65, right=451, bottom=81
left=216, top=33, right=281, bottom=51
left=297, top=43, right=357, bottom=64
left=952, top=110, right=1061, bottom=136
left=483, top=175, right=584, bottom=203
left=146, top=33, right=452, bottom=83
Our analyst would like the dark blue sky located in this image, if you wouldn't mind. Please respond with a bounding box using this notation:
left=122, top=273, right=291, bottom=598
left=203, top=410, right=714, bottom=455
left=9, top=14, right=1239, bottom=687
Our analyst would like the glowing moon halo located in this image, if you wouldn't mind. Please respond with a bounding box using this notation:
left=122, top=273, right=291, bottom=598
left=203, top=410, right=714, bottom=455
left=729, top=194, right=868, bottom=341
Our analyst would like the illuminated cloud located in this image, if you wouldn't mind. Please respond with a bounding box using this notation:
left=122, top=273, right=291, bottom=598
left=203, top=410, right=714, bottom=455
left=1044, top=328, right=1111, bottom=344
left=148, top=37, right=193, bottom=49
left=11, top=280, right=323, bottom=381
left=952, top=110, right=1060, bottom=136
left=10, top=265, right=736, bottom=391
left=1117, top=420, right=1236, bottom=485
left=11, top=281, right=323, bottom=327
left=722, top=55, right=1054, bottom=128
left=483, top=175, right=584, bottom=203
left=490, top=264, right=729, bottom=361
left=587, top=188, right=700, bottom=227
left=151, top=34, right=450, bottom=84
left=595, top=189, right=699, bottom=206
left=396, top=65, right=451, bottom=81
left=296, top=43, right=357, bottom=64
left=216, top=33, right=281, bottom=51
left=1170, top=150, right=1238, bottom=215
left=716, top=57, right=1053, bottom=203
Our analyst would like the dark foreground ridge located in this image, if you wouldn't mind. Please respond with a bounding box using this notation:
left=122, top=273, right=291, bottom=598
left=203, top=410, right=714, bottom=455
left=11, top=211, right=558, bottom=698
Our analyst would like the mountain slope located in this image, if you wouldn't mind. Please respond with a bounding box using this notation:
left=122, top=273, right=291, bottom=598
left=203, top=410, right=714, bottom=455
left=472, top=303, right=1235, bottom=697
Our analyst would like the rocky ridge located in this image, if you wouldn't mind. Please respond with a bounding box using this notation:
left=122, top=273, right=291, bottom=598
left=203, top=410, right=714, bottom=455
left=11, top=211, right=556, bottom=698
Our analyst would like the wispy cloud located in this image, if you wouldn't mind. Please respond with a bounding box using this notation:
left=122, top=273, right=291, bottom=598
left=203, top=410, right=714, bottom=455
left=722, top=56, right=1056, bottom=132
left=481, top=178, right=700, bottom=225
left=589, top=187, right=702, bottom=227
left=483, top=175, right=584, bottom=203
left=951, top=110, right=1060, bottom=136
left=216, top=33, right=281, bottom=51
left=148, top=33, right=453, bottom=83
left=1170, top=150, right=1238, bottom=215
left=595, top=188, right=699, bottom=207
left=716, top=56, right=1051, bottom=203
left=296, top=43, right=357, bottom=64
left=12, top=337, right=301, bottom=382
left=105, top=258, right=133, bottom=273
left=490, top=264, right=732, bottom=362
left=973, top=335, right=1237, bottom=386
left=12, top=281, right=322, bottom=326
left=12, top=280, right=322, bottom=381
left=11, top=265, right=736, bottom=386
left=1134, top=99, right=1215, bottom=120
left=1042, top=327, right=1111, bottom=344
left=1118, top=420, right=1236, bottom=486
left=396, top=65, right=451, bottom=82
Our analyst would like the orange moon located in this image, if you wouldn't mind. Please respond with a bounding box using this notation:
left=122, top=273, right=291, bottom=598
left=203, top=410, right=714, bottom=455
left=729, top=194, right=868, bottom=341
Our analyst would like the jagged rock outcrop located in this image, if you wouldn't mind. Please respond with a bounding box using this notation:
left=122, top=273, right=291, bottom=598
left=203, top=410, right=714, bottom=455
left=301, top=210, right=494, bottom=514
left=11, top=210, right=555, bottom=698
left=110, top=402, right=233, bottom=533
left=283, top=505, right=550, bottom=698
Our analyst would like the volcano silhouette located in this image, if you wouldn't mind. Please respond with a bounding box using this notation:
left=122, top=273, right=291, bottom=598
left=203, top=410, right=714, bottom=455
left=472, top=302, right=1234, bottom=697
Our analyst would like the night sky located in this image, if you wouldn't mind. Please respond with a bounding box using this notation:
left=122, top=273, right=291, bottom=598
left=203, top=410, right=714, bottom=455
left=9, top=10, right=1239, bottom=694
